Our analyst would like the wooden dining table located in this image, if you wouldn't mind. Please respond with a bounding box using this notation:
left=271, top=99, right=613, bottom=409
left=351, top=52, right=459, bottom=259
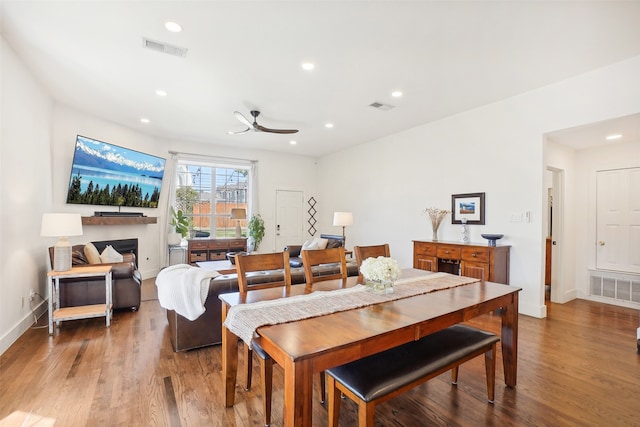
left=220, top=269, right=520, bottom=427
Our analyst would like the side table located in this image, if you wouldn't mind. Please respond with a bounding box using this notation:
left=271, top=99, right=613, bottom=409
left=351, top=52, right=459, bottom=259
left=47, top=265, right=113, bottom=335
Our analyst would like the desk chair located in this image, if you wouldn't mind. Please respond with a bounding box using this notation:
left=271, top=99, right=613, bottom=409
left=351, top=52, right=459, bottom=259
left=354, top=244, right=391, bottom=283
left=235, top=251, right=291, bottom=427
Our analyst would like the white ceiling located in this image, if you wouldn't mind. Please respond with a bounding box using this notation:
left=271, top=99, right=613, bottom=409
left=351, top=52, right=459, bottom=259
left=2, top=1, right=640, bottom=157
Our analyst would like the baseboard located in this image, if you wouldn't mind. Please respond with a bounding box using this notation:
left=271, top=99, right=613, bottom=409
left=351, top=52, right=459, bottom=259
left=0, top=301, right=47, bottom=355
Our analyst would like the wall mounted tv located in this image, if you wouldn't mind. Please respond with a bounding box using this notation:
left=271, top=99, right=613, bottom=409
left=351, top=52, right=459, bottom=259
left=66, top=135, right=166, bottom=208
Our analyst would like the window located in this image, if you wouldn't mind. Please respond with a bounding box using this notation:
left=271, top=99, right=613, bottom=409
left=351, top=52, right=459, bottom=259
left=173, top=159, right=251, bottom=238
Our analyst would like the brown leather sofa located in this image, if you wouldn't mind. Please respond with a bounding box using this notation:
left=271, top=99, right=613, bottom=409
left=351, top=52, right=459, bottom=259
left=285, top=234, right=344, bottom=268
left=48, top=243, right=142, bottom=311
left=167, top=261, right=358, bottom=351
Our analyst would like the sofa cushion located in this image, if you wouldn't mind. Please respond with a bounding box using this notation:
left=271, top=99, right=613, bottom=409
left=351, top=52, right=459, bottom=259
left=84, top=242, right=102, bottom=264
left=100, top=245, right=123, bottom=263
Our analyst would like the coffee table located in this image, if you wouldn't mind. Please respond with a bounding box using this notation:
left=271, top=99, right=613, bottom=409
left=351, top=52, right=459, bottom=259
left=196, top=260, right=236, bottom=274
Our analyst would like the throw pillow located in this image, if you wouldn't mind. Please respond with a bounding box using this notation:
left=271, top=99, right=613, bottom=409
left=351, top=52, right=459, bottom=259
left=100, top=245, right=123, bottom=263
left=315, top=237, right=329, bottom=249
left=301, top=239, right=319, bottom=251
left=84, top=242, right=102, bottom=264
left=72, top=249, right=89, bottom=265
left=326, top=239, right=342, bottom=249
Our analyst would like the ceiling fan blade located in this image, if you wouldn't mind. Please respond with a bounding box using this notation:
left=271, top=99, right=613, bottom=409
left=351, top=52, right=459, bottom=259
left=227, top=127, right=251, bottom=135
left=255, top=124, right=299, bottom=134
left=234, top=111, right=253, bottom=128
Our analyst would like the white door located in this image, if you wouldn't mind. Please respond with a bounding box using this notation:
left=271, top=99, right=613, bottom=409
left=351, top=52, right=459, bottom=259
left=275, top=190, right=304, bottom=252
left=596, top=168, right=640, bottom=273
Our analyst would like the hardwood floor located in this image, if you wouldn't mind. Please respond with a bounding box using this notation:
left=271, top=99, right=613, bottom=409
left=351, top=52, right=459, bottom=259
left=1, top=279, right=639, bottom=426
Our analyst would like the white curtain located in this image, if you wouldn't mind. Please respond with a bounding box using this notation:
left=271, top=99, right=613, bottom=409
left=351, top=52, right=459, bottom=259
left=159, top=153, right=179, bottom=267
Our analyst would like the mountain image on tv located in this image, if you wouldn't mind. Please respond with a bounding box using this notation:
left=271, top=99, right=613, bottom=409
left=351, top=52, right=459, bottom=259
left=66, top=135, right=166, bottom=208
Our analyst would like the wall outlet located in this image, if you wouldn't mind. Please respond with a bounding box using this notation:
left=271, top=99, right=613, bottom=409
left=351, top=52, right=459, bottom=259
left=29, top=289, right=36, bottom=301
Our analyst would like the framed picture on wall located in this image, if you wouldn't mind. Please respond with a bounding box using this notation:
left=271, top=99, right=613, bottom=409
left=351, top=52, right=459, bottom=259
left=451, top=192, right=485, bottom=224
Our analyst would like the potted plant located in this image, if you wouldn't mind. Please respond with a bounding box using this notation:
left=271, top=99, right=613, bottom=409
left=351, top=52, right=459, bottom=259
left=247, top=214, right=265, bottom=252
left=169, top=206, right=190, bottom=244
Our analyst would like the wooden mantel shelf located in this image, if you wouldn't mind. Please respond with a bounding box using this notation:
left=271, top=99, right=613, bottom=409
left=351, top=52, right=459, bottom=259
left=82, top=216, right=157, bottom=226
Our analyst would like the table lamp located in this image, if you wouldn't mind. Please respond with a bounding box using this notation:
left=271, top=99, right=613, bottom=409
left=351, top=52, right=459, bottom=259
left=230, top=208, right=246, bottom=238
left=41, top=213, right=84, bottom=272
left=333, top=211, right=353, bottom=249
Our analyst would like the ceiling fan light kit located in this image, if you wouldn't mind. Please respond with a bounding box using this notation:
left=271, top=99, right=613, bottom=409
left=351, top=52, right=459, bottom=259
left=228, top=110, right=299, bottom=135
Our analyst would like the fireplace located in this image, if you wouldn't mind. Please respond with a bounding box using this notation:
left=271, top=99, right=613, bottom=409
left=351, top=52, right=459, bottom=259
left=92, top=238, right=139, bottom=266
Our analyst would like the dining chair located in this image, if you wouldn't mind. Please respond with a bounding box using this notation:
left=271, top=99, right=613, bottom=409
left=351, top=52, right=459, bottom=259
left=234, top=251, right=292, bottom=427
left=301, top=247, right=348, bottom=287
left=354, top=244, right=391, bottom=283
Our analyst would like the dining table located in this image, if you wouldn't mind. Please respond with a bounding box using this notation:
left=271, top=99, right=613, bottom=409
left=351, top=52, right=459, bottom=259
left=220, top=268, right=520, bottom=427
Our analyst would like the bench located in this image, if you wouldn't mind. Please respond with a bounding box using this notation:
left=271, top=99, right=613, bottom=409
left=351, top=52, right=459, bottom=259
left=325, top=324, right=500, bottom=427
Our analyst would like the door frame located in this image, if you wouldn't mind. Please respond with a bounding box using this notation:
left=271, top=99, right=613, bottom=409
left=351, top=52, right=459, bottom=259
left=546, top=166, right=565, bottom=303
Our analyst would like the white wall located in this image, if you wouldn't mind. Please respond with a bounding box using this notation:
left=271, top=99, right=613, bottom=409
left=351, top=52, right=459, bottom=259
left=317, top=55, right=640, bottom=318
left=0, top=36, right=54, bottom=354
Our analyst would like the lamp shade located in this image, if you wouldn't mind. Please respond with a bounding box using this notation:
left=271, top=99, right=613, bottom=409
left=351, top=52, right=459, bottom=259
left=230, top=208, right=247, bottom=220
left=40, top=213, right=83, bottom=237
left=41, top=213, right=83, bottom=272
left=333, top=212, right=353, bottom=227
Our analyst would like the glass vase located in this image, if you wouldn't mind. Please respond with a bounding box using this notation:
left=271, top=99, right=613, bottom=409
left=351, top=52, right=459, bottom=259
left=432, top=226, right=439, bottom=242
left=366, top=279, right=394, bottom=294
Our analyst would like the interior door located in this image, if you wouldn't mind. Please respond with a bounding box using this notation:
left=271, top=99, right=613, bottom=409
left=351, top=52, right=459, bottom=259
left=596, top=168, right=640, bottom=273
left=275, top=190, right=304, bottom=252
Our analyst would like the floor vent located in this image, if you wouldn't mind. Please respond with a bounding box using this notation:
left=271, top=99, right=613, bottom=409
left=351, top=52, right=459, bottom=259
left=142, top=37, right=188, bottom=58
left=590, top=271, right=640, bottom=303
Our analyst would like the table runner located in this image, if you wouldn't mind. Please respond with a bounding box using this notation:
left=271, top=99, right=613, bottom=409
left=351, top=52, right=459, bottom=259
left=224, top=273, right=479, bottom=348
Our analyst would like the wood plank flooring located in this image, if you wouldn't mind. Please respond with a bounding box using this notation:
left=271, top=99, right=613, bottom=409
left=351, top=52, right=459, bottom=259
left=1, top=279, right=639, bottom=426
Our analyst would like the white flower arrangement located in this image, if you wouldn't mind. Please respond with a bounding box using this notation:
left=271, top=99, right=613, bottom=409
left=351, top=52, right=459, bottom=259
left=359, top=256, right=401, bottom=283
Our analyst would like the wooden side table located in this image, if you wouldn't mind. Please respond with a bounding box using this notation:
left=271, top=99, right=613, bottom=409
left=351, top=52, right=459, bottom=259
left=47, top=265, right=113, bottom=335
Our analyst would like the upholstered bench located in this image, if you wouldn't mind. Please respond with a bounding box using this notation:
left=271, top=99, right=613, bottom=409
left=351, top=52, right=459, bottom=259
left=326, top=324, right=500, bottom=427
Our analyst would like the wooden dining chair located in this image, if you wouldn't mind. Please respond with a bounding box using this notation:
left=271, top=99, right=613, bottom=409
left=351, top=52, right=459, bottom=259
left=301, top=247, right=348, bottom=287
left=234, top=251, right=291, bottom=427
left=354, top=244, right=391, bottom=283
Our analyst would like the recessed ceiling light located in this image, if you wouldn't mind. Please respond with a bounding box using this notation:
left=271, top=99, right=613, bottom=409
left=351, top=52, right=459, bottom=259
left=140, top=118, right=150, bottom=124
left=391, top=91, right=403, bottom=98
left=301, top=62, right=315, bottom=71
left=165, top=22, right=182, bottom=33
left=606, top=134, right=622, bottom=140
left=325, top=123, right=334, bottom=128
left=156, top=90, right=167, bottom=97
left=289, top=140, right=297, bottom=145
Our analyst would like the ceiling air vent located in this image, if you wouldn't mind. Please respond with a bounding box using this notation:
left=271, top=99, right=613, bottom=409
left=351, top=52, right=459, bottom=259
left=142, top=37, right=188, bottom=58
left=369, top=102, right=395, bottom=111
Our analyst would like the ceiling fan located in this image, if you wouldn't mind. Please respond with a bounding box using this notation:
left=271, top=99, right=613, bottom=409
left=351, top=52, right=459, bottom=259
left=228, top=110, right=299, bottom=135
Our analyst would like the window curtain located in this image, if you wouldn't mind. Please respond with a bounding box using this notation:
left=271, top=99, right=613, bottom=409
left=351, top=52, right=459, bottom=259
left=160, top=153, right=179, bottom=267
left=249, top=161, right=258, bottom=217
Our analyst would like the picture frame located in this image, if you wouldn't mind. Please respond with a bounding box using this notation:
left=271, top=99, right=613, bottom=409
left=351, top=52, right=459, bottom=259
left=451, top=192, right=485, bottom=225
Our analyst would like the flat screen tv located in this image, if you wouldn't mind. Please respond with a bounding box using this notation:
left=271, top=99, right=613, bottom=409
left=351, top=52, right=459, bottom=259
left=66, top=135, right=166, bottom=208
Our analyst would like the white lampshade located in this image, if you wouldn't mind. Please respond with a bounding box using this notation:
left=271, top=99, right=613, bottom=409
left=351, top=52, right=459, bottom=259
left=41, top=213, right=83, bottom=272
left=230, top=208, right=246, bottom=220
left=333, top=212, right=353, bottom=227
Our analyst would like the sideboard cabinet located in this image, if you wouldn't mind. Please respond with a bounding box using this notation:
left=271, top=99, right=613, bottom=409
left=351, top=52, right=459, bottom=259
left=187, top=238, right=247, bottom=264
left=413, top=240, right=510, bottom=284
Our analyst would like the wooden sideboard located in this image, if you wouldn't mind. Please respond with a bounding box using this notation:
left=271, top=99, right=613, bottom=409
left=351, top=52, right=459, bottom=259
left=413, top=240, right=510, bottom=284
left=187, top=238, right=247, bottom=264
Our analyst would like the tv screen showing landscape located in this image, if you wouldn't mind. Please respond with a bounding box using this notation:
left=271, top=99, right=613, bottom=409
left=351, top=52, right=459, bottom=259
left=66, top=135, right=166, bottom=208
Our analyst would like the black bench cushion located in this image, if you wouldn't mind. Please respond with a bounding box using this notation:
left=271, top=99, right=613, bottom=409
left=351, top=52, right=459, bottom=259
left=326, top=325, right=499, bottom=402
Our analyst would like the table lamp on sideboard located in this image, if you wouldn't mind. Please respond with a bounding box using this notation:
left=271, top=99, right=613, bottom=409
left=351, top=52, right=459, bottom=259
left=333, top=211, right=353, bottom=249
left=230, top=208, right=246, bottom=238
left=41, top=213, right=83, bottom=272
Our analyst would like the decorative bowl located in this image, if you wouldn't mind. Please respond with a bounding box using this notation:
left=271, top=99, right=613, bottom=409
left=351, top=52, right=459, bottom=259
left=481, top=234, right=504, bottom=247
left=226, top=251, right=247, bottom=265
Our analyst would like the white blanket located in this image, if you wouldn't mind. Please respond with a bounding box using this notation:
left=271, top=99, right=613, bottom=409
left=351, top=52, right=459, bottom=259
left=155, top=264, right=220, bottom=320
